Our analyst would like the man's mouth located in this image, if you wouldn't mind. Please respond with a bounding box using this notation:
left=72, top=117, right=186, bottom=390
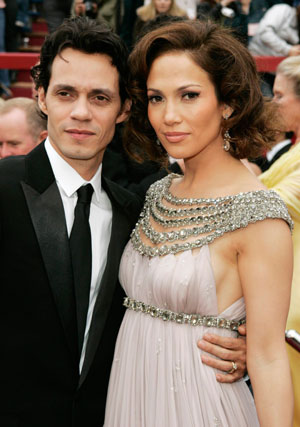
left=65, top=129, right=95, bottom=140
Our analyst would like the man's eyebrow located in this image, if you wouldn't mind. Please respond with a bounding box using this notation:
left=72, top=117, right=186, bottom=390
left=52, top=84, right=116, bottom=98
left=52, top=84, right=76, bottom=92
left=7, top=140, right=22, bottom=145
left=89, top=88, right=116, bottom=98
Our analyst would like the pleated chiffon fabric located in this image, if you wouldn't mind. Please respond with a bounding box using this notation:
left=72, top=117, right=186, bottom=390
left=104, top=243, right=259, bottom=426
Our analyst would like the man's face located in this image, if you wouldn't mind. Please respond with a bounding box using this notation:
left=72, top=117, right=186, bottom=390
left=273, top=72, right=300, bottom=134
left=0, top=108, right=37, bottom=158
left=38, top=48, right=129, bottom=178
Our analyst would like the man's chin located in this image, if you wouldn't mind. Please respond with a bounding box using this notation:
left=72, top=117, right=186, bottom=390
left=63, top=146, right=105, bottom=163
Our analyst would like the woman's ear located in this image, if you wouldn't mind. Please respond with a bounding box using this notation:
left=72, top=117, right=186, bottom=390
left=222, top=104, right=234, bottom=120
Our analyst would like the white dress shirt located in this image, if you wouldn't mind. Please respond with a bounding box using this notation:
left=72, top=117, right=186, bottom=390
left=45, top=138, right=112, bottom=372
left=266, top=139, right=291, bottom=163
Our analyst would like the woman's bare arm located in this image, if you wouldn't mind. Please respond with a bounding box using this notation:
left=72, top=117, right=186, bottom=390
left=238, top=218, right=293, bottom=426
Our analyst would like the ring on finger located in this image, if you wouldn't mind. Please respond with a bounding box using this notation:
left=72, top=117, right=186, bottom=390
left=227, top=361, right=237, bottom=374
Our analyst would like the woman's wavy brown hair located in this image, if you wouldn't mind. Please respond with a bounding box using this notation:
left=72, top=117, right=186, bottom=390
left=124, top=20, right=279, bottom=164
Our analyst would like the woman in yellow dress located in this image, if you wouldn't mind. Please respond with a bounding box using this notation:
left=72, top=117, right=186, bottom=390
left=260, top=55, right=300, bottom=427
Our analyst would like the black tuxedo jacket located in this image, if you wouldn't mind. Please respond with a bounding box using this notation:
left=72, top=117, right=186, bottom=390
left=0, top=143, right=142, bottom=427
left=254, top=142, right=292, bottom=173
left=267, top=142, right=292, bottom=169
left=102, top=127, right=182, bottom=199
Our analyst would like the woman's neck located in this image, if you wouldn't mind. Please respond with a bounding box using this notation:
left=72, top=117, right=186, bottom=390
left=174, top=148, right=247, bottom=199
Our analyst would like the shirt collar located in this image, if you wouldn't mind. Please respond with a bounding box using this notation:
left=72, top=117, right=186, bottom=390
left=44, top=137, right=103, bottom=203
left=266, top=139, right=291, bottom=162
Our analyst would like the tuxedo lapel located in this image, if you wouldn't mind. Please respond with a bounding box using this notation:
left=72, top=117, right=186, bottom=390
left=79, top=177, right=136, bottom=386
left=269, top=142, right=292, bottom=167
left=21, top=143, right=78, bottom=366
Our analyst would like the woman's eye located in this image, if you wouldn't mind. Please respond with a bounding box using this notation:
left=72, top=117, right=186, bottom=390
left=182, top=92, right=199, bottom=100
left=148, top=95, right=162, bottom=104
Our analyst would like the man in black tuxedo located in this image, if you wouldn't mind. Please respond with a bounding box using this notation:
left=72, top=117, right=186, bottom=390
left=250, top=136, right=293, bottom=173
left=0, top=17, right=247, bottom=427
left=259, top=138, right=292, bottom=173
left=0, top=17, right=141, bottom=427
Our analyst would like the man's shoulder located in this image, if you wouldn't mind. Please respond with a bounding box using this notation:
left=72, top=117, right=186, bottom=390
left=0, top=155, right=26, bottom=182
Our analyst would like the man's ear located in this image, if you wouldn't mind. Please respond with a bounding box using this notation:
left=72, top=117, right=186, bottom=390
left=116, top=99, right=132, bottom=124
left=37, top=130, right=48, bottom=144
left=38, top=87, right=48, bottom=116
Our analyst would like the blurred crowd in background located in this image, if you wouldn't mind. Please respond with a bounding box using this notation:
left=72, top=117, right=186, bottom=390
left=1, top=0, right=300, bottom=97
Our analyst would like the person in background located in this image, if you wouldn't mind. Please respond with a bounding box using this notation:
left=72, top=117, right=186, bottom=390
left=259, top=55, right=300, bottom=427
left=249, top=2, right=300, bottom=95
left=134, top=0, right=187, bottom=42
left=143, top=0, right=195, bottom=17
left=72, top=0, right=121, bottom=32
left=197, top=0, right=251, bottom=44
left=249, top=2, right=300, bottom=57
left=0, top=97, right=47, bottom=158
left=249, top=130, right=292, bottom=174
left=4, top=0, right=17, bottom=53
left=0, top=0, right=12, bottom=99
left=119, top=0, right=143, bottom=49
left=103, top=124, right=183, bottom=198
left=247, top=0, right=282, bottom=41
left=273, top=57, right=300, bottom=144
left=15, top=0, right=31, bottom=32
left=43, top=0, right=73, bottom=32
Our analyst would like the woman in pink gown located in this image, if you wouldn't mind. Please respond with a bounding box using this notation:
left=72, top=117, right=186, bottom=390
left=104, top=21, right=294, bottom=426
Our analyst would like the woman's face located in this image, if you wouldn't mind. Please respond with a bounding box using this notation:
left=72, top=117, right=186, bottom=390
left=273, top=73, right=300, bottom=133
left=146, top=52, right=226, bottom=161
left=153, top=0, right=172, bottom=14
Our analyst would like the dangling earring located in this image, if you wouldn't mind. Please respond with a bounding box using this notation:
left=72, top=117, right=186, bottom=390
left=223, top=129, right=231, bottom=152
left=156, top=138, right=161, bottom=147
left=223, top=113, right=231, bottom=152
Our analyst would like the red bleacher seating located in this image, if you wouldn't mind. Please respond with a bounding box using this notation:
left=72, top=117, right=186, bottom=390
left=0, top=54, right=286, bottom=99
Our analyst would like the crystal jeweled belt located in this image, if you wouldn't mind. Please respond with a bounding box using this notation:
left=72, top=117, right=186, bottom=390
left=123, top=297, right=245, bottom=331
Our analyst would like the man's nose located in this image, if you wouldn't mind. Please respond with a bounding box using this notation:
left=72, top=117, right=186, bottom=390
left=70, top=97, right=92, bottom=121
left=0, top=143, right=14, bottom=159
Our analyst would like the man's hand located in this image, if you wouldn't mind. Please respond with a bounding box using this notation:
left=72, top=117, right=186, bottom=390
left=197, top=324, right=247, bottom=383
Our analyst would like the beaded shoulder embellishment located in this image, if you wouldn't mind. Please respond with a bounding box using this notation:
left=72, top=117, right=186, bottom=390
left=131, top=174, right=293, bottom=258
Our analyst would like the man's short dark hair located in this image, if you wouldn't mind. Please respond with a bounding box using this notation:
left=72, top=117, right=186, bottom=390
left=31, top=17, right=129, bottom=104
